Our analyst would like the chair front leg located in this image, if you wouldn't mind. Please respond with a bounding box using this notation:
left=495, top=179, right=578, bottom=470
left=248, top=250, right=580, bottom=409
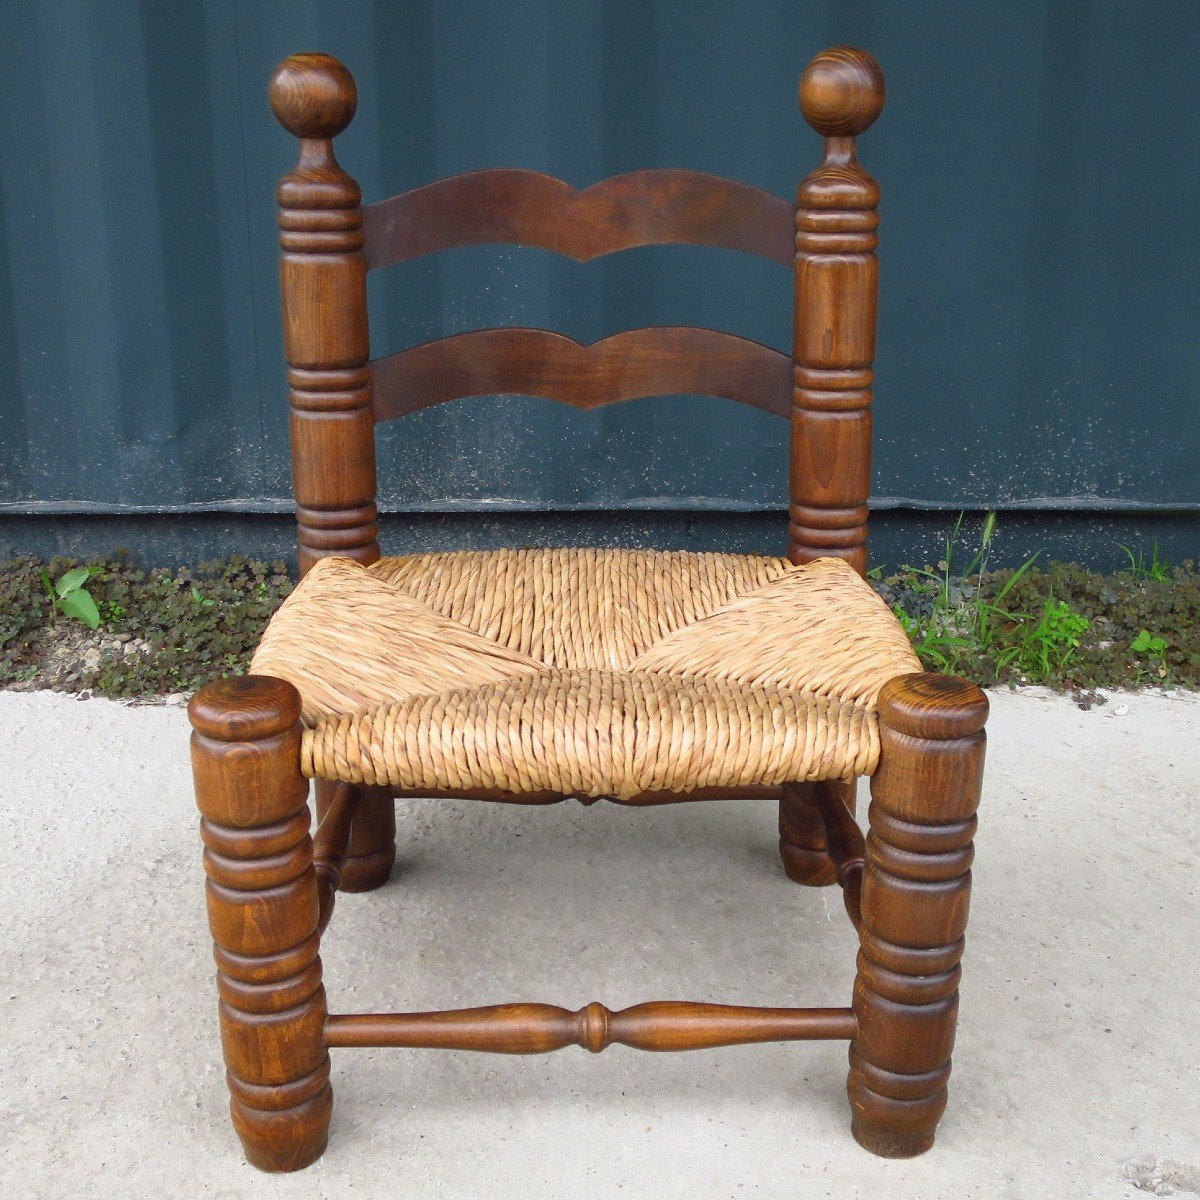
left=189, top=676, right=332, bottom=1172
left=849, top=673, right=988, bottom=1157
left=316, top=781, right=396, bottom=892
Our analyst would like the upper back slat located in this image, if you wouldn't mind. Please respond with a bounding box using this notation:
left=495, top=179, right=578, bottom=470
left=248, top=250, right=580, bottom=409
left=361, top=168, right=794, bottom=269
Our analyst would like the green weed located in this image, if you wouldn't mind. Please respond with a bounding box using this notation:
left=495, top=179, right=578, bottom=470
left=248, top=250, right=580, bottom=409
left=884, top=512, right=1040, bottom=677
left=40, top=566, right=102, bottom=629
left=1130, top=628, right=1169, bottom=680
left=1119, top=541, right=1170, bottom=583
left=878, top=522, right=1194, bottom=689
left=998, top=597, right=1090, bottom=682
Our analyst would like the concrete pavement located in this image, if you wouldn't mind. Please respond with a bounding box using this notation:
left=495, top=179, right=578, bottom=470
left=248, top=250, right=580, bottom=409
left=1, top=687, right=1197, bottom=1199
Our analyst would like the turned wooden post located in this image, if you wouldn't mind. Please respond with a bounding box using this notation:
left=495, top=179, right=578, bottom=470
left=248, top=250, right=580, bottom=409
left=779, top=779, right=856, bottom=887
left=780, top=48, right=883, bottom=884
left=849, top=673, right=987, bottom=1157
left=270, top=54, right=379, bottom=577
left=788, top=47, right=884, bottom=575
left=189, top=676, right=331, bottom=1173
left=315, top=780, right=396, bottom=892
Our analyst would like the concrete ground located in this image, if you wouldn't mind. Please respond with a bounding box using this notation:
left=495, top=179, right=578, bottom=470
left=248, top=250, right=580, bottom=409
left=1, top=688, right=1198, bottom=1200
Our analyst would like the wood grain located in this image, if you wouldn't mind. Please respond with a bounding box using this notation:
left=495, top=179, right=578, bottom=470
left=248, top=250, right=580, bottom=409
left=312, top=780, right=355, bottom=933
left=271, top=55, right=379, bottom=577
left=315, top=781, right=396, bottom=893
left=779, top=779, right=856, bottom=887
left=370, top=327, right=792, bottom=420
left=326, top=1002, right=857, bottom=1053
left=362, top=168, right=794, bottom=268
left=849, top=671, right=988, bottom=1158
left=787, top=47, right=884, bottom=576
left=189, top=675, right=332, bottom=1172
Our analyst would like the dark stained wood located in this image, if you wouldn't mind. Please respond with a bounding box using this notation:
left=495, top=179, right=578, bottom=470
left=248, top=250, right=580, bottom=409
left=812, top=779, right=866, bottom=929
left=370, top=327, right=792, bottom=421
left=326, top=1002, right=856, bottom=1053
left=271, top=53, right=379, bottom=577
left=268, top=52, right=358, bottom=140
left=849, top=671, right=988, bottom=1158
left=189, top=675, right=332, bottom=1172
left=316, top=780, right=396, bottom=892
left=811, top=782, right=865, bottom=879
left=362, top=168, right=795, bottom=269
left=778, top=779, right=856, bottom=886
left=312, top=782, right=356, bottom=872
left=389, top=785, right=785, bottom=805
left=787, top=47, right=885, bottom=576
left=798, top=46, right=886, bottom=139
left=312, top=780, right=355, bottom=933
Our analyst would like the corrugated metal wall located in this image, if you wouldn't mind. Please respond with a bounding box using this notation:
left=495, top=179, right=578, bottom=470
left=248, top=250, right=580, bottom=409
left=0, top=1, right=1197, bottom=559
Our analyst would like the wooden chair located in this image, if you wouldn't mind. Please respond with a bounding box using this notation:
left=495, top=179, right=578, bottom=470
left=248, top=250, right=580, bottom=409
left=188, top=47, right=988, bottom=1171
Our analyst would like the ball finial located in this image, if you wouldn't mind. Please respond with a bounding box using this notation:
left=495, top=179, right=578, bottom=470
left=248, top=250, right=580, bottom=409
left=799, top=47, right=884, bottom=138
left=269, top=53, right=357, bottom=139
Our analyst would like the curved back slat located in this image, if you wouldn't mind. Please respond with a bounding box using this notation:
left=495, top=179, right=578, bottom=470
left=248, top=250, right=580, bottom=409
left=370, top=327, right=792, bottom=420
left=362, top=169, right=794, bottom=269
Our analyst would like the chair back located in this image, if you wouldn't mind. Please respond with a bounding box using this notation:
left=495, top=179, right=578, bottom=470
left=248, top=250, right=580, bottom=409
left=268, top=48, right=884, bottom=576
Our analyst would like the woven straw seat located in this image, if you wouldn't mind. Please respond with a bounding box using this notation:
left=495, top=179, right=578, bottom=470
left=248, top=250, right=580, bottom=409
left=251, top=548, right=919, bottom=799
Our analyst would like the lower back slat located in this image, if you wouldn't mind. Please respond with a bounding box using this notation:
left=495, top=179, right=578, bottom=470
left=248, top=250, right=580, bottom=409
left=370, top=327, right=791, bottom=420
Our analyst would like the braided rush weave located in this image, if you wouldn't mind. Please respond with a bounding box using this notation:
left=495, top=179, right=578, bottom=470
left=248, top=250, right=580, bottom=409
left=251, top=549, right=919, bottom=798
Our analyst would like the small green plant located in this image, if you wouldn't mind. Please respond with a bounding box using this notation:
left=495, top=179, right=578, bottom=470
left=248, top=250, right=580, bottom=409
left=892, top=512, right=1042, bottom=676
left=976, top=551, right=1040, bottom=657
left=1000, top=598, right=1090, bottom=682
left=40, top=566, right=102, bottom=629
left=1119, top=541, right=1170, bottom=583
left=916, top=511, right=997, bottom=609
left=191, top=586, right=215, bottom=609
left=1130, top=628, right=1169, bottom=678
left=891, top=605, right=972, bottom=672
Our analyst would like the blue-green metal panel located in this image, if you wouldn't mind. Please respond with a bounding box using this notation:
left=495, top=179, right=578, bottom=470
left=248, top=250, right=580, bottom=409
left=0, top=1, right=1197, bottom=530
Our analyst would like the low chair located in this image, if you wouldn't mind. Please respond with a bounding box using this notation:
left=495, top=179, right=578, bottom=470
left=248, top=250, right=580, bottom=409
left=188, top=47, right=988, bottom=1171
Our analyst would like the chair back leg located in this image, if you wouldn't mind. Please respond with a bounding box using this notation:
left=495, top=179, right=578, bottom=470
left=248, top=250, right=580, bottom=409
left=788, top=49, right=884, bottom=576
left=779, top=780, right=856, bottom=887
left=271, top=54, right=380, bottom=576
left=316, top=781, right=396, bottom=892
